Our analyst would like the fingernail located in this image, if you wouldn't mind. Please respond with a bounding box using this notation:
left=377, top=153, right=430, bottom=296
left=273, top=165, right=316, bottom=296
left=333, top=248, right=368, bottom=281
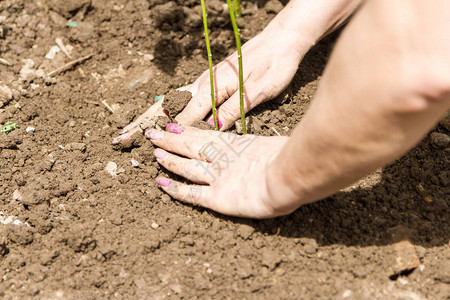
left=154, top=149, right=169, bottom=160
left=156, top=177, right=172, bottom=187
left=155, top=95, right=163, bottom=101
left=208, top=118, right=223, bottom=128
left=119, top=128, right=128, bottom=135
left=166, top=123, right=185, bottom=134
left=112, top=137, right=121, bottom=144
left=145, top=129, right=164, bottom=140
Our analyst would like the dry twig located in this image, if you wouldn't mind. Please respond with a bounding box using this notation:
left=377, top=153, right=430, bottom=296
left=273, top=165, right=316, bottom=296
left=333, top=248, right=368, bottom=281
left=55, top=38, right=72, bottom=59
left=47, top=53, right=93, bottom=77
left=101, top=100, right=115, bottom=113
left=0, top=58, right=11, bottom=66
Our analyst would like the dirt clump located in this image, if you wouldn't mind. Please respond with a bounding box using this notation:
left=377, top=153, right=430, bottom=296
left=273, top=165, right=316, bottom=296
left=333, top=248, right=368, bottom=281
left=162, top=89, right=192, bottom=118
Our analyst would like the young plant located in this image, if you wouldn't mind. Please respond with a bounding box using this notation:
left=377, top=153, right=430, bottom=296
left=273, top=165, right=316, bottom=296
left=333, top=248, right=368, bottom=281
left=234, top=0, right=242, bottom=18
left=0, top=121, right=19, bottom=135
left=200, top=0, right=219, bottom=130
left=227, top=0, right=246, bottom=134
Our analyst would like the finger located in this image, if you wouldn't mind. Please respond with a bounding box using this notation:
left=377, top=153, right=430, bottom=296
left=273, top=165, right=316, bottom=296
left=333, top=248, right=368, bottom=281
left=156, top=177, right=213, bottom=208
left=154, top=148, right=214, bottom=184
left=176, top=60, right=243, bottom=125
left=206, top=82, right=266, bottom=130
left=145, top=124, right=219, bottom=159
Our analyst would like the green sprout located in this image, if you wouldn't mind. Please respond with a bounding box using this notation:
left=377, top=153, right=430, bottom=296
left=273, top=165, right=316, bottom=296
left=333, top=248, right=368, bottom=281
left=227, top=0, right=246, bottom=134
left=201, top=0, right=219, bottom=131
left=234, top=0, right=242, bottom=18
left=0, top=121, right=19, bottom=135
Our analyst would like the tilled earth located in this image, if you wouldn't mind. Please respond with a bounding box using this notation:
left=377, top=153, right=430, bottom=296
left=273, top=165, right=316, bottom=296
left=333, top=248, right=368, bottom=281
left=0, top=0, right=449, bottom=299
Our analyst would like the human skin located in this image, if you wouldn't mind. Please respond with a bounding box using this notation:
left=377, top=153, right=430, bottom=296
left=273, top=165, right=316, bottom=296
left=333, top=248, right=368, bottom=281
left=112, top=0, right=362, bottom=147
left=148, top=0, right=450, bottom=218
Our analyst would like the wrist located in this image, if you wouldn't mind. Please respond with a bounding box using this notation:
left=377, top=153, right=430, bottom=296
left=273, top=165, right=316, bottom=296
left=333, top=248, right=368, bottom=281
left=263, top=149, right=310, bottom=216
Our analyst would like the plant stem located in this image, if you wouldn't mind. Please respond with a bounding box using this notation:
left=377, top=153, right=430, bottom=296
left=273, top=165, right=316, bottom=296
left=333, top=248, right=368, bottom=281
left=227, top=0, right=246, bottom=134
left=200, top=0, right=219, bottom=130
left=234, top=0, right=242, bottom=18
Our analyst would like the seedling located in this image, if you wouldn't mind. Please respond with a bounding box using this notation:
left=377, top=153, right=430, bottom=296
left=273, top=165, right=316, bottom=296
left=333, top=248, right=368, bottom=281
left=1, top=121, right=19, bottom=135
left=200, top=0, right=219, bottom=130
left=201, top=0, right=246, bottom=134
left=227, top=0, right=246, bottom=134
left=234, top=0, right=242, bottom=18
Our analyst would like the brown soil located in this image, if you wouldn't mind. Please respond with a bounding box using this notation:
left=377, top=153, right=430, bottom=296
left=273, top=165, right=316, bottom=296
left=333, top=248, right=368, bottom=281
left=0, top=0, right=449, bottom=299
left=162, top=90, right=192, bottom=119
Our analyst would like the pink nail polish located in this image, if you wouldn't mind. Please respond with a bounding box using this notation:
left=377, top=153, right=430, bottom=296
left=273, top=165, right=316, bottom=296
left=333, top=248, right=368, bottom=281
left=145, top=129, right=164, bottom=140
left=166, top=123, right=185, bottom=134
left=156, top=177, right=172, bottom=187
left=208, top=118, right=223, bottom=128
left=154, top=149, right=169, bottom=160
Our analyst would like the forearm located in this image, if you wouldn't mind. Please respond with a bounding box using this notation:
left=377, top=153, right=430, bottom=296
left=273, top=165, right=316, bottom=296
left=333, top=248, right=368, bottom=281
left=265, top=0, right=363, bottom=48
left=265, top=0, right=450, bottom=214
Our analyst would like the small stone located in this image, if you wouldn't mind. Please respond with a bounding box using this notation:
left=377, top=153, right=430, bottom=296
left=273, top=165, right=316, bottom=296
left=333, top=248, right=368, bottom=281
left=302, top=238, right=318, bottom=255
left=130, top=159, right=140, bottom=167
left=65, top=142, right=87, bottom=152
left=151, top=222, right=159, bottom=229
left=0, top=85, right=13, bottom=107
left=12, top=190, right=22, bottom=202
left=143, top=54, right=154, bottom=61
left=342, top=290, right=353, bottom=298
left=398, top=277, right=409, bottom=285
left=26, top=126, right=35, bottom=133
left=105, top=161, right=118, bottom=176
left=237, top=223, right=255, bottom=240
left=386, top=240, right=420, bottom=277
left=430, top=132, right=450, bottom=148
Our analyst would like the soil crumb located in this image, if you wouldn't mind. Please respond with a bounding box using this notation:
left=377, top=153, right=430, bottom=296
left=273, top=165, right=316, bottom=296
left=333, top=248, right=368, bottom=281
left=192, top=120, right=212, bottom=130
left=162, top=90, right=192, bottom=118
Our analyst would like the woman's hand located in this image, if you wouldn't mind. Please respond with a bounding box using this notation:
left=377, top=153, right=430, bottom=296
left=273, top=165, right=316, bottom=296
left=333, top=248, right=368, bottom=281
left=146, top=124, right=297, bottom=219
left=112, top=16, right=310, bottom=148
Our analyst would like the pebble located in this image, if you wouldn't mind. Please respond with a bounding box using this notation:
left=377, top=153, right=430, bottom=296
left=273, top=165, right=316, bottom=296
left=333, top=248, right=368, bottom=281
left=143, top=54, right=154, bottom=61
left=151, top=222, right=159, bottom=229
left=0, top=85, right=13, bottom=105
left=65, top=142, right=87, bottom=152
left=130, top=159, right=140, bottom=167
left=430, top=132, right=450, bottom=148
left=302, top=238, right=318, bottom=255
left=237, top=223, right=255, bottom=240
left=398, top=277, right=409, bottom=285
left=342, top=290, right=353, bottom=298
left=12, top=190, right=22, bottom=201
left=26, top=126, right=35, bottom=133
left=105, top=161, right=118, bottom=176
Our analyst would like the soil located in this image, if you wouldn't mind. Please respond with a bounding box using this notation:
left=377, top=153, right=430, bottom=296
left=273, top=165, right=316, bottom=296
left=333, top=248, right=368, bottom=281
left=162, top=90, right=192, bottom=119
left=0, top=0, right=449, bottom=299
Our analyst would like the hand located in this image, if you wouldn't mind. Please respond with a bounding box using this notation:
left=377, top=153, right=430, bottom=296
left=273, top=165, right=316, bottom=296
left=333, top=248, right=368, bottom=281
left=112, top=21, right=309, bottom=147
left=146, top=123, right=296, bottom=219
left=174, top=23, right=308, bottom=129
